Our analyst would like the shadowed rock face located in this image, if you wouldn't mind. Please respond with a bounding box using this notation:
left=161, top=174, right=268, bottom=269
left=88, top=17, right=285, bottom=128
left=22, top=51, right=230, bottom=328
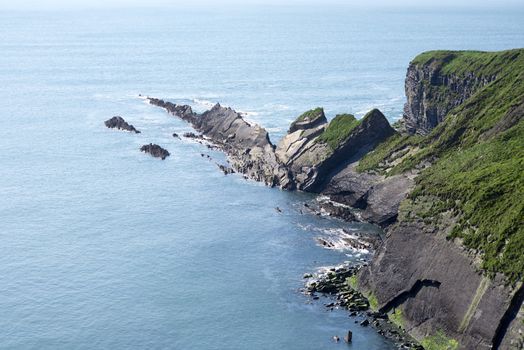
left=140, top=143, right=170, bottom=160
left=104, top=116, right=141, bottom=133
left=403, top=56, right=496, bottom=135
left=359, top=218, right=517, bottom=350
left=322, top=164, right=415, bottom=227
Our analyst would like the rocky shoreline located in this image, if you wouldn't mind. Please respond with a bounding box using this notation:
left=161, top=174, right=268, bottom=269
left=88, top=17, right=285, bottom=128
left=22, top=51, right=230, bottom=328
left=302, top=263, right=423, bottom=349
left=108, top=48, right=524, bottom=349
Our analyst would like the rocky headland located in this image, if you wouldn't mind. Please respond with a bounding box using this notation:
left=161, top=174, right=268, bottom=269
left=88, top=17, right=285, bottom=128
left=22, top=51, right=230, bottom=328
left=147, top=48, right=523, bottom=349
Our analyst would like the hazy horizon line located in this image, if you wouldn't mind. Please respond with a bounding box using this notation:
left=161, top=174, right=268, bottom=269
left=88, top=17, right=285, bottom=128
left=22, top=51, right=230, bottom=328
left=2, top=0, right=524, bottom=12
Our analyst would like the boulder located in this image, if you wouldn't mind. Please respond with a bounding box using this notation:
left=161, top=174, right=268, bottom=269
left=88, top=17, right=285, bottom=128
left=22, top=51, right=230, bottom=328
left=140, top=143, right=170, bottom=160
left=104, top=116, right=140, bottom=133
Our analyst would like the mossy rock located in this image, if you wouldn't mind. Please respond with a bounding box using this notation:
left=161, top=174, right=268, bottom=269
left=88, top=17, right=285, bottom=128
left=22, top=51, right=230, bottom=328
left=288, top=107, right=327, bottom=133
left=317, top=113, right=360, bottom=150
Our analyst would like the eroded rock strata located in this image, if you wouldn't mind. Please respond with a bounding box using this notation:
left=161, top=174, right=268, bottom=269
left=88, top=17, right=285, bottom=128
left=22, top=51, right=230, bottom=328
left=147, top=48, right=523, bottom=349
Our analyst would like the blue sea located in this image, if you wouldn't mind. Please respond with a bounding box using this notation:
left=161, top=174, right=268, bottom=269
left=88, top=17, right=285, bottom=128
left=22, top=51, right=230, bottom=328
left=0, top=5, right=523, bottom=349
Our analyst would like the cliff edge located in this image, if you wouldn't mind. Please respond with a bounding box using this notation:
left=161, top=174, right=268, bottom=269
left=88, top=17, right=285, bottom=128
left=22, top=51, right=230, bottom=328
left=358, top=49, right=524, bottom=350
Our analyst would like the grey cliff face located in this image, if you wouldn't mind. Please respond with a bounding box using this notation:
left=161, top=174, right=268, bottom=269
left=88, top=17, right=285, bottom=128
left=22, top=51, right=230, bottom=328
left=403, top=58, right=496, bottom=135
left=359, top=217, right=523, bottom=350
left=277, top=108, right=396, bottom=192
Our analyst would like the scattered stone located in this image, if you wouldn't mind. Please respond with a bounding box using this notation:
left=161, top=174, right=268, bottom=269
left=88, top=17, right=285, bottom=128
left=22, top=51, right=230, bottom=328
left=183, top=132, right=201, bottom=139
left=319, top=200, right=356, bottom=222
left=360, top=319, right=370, bottom=327
left=104, top=116, right=140, bottom=133
left=333, top=336, right=340, bottom=342
left=172, top=132, right=180, bottom=139
left=140, top=143, right=170, bottom=160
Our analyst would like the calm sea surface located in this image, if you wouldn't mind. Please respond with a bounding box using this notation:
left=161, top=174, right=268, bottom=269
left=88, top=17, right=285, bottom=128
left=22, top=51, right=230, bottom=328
left=0, top=5, right=523, bottom=349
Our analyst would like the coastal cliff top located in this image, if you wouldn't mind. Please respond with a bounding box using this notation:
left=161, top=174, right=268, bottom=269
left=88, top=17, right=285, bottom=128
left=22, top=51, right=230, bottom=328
left=360, top=48, right=524, bottom=282
left=410, top=48, right=524, bottom=77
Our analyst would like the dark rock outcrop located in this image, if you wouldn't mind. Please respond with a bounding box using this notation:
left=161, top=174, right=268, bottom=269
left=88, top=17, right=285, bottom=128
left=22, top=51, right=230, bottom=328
left=104, top=116, right=141, bottom=133
left=322, top=164, right=415, bottom=227
left=148, top=98, right=293, bottom=188
left=140, top=143, right=170, bottom=160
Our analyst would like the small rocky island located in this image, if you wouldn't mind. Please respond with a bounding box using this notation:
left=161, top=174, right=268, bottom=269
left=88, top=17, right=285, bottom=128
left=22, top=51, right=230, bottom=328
left=104, top=116, right=141, bottom=133
left=146, top=48, right=524, bottom=350
left=140, top=143, right=170, bottom=160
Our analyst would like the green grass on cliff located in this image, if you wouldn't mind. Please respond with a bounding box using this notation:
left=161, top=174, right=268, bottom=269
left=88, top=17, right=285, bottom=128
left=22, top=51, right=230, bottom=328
left=295, top=107, right=324, bottom=122
left=356, top=133, right=422, bottom=173
left=421, top=331, right=459, bottom=350
left=411, top=49, right=522, bottom=78
left=359, top=49, right=524, bottom=282
left=317, top=113, right=360, bottom=150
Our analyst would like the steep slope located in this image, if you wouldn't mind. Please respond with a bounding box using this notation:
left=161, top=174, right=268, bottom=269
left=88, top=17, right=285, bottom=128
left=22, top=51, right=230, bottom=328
left=359, top=49, right=524, bottom=349
left=402, top=50, right=515, bottom=135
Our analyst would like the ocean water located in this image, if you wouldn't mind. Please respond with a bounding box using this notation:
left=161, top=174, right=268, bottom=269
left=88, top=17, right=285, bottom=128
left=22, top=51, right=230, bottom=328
left=0, top=5, right=523, bottom=349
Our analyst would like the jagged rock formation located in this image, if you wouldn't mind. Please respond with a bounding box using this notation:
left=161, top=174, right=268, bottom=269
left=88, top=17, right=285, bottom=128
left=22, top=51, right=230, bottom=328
left=148, top=98, right=293, bottom=188
left=276, top=108, right=395, bottom=192
left=140, top=143, right=170, bottom=160
left=104, top=116, right=141, bottom=133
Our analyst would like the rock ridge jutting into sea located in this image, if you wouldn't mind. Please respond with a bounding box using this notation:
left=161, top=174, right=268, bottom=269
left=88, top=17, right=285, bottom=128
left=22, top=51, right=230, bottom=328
left=142, top=48, right=523, bottom=350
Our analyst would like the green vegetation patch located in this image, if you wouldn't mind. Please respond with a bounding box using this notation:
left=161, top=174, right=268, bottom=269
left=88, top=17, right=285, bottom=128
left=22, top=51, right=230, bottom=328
left=411, top=123, right=524, bottom=281
left=347, top=275, right=358, bottom=290
left=409, top=49, right=524, bottom=282
left=296, top=107, right=324, bottom=122
left=421, top=331, right=459, bottom=350
left=356, top=133, right=422, bottom=174
left=389, top=308, right=404, bottom=328
left=367, top=292, right=379, bottom=310
left=317, top=113, right=360, bottom=150
left=412, top=49, right=522, bottom=78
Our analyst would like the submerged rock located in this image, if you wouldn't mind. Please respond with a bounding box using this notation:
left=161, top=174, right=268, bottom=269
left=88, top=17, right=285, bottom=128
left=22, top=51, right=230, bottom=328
left=183, top=132, right=201, bottom=139
left=140, top=143, right=170, bottom=160
left=344, top=330, right=353, bottom=343
left=104, top=116, right=141, bottom=133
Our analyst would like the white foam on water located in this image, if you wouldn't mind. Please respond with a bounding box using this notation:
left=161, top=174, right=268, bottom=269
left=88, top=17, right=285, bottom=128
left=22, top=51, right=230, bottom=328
left=193, top=98, right=218, bottom=109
